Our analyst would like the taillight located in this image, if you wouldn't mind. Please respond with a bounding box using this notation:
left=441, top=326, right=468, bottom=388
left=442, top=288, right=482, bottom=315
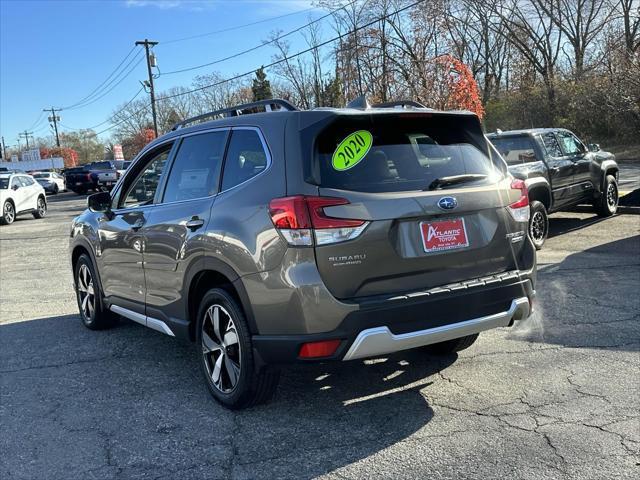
left=86, top=173, right=92, bottom=181
left=508, top=178, right=530, bottom=222
left=269, top=196, right=368, bottom=246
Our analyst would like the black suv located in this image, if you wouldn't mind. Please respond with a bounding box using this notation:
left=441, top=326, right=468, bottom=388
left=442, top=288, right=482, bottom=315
left=70, top=99, right=536, bottom=409
left=488, top=129, right=619, bottom=248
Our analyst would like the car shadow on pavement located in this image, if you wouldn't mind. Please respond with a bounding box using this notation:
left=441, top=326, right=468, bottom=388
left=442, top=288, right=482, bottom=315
left=0, top=313, right=456, bottom=479
left=45, top=192, right=88, bottom=204
left=547, top=208, right=609, bottom=238
left=510, top=234, right=640, bottom=352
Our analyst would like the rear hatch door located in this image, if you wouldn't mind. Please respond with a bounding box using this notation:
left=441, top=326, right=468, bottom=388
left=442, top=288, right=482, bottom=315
left=306, top=112, right=525, bottom=299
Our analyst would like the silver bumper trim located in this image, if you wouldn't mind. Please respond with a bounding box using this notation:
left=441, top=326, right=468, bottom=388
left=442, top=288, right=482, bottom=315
left=342, top=297, right=530, bottom=361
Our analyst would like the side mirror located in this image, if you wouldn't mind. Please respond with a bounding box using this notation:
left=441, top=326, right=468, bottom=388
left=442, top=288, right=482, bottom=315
left=588, top=143, right=600, bottom=152
left=88, top=191, right=112, bottom=214
left=12, top=184, right=19, bottom=191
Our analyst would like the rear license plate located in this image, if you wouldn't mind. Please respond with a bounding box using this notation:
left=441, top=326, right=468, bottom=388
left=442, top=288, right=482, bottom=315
left=105, top=182, right=113, bottom=186
left=420, top=218, right=469, bottom=253
left=75, top=182, right=82, bottom=185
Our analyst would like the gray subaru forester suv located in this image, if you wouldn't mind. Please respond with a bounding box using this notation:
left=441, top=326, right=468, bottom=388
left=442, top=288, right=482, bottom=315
left=70, top=99, right=536, bottom=409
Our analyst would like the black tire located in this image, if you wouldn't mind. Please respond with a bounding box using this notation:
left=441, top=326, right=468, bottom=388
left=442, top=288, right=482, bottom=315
left=595, top=175, right=618, bottom=217
left=427, top=334, right=479, bottom=355
left=1, top=200, right=15, bottom=225
left=77, top=188, right=86, bottom=195
left=52, top=184, right=59, bottom=195
left=74, top=254, right=118, bottom=330
left=32, top=196, right=47, bottom=219
left=528, top=200, right=548, bottom=250
left=196, top=288, right=279, bottom=409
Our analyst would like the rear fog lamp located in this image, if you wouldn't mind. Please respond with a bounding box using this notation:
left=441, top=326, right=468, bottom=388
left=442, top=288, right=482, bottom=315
left=299, top=339, right=342, bottom=358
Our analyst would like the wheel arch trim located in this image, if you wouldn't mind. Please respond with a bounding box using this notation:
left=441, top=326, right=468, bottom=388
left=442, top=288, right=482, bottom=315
left=184, top=257, right=258, bottom=339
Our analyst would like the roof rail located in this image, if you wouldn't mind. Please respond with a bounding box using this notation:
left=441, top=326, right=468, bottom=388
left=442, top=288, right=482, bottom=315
left=171, top=98, right=298, bottom=131
left=372, top=100, right=427, bottom=109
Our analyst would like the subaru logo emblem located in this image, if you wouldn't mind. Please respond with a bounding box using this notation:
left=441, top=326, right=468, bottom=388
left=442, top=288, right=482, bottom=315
left=438, top=196, right=458, bottom=210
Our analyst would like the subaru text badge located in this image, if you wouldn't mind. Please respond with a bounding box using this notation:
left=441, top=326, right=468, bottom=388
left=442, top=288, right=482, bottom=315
left=438, top=196, right=458, bottom=210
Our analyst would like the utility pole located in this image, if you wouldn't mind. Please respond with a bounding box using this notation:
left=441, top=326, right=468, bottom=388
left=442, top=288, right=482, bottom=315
left=135, top=39, right=159, bottom=137
left=45, top=107, right=61, bottom=147
left=19, top=131, right=34, bottom=149
left=1, top=136, right=7, bottom=160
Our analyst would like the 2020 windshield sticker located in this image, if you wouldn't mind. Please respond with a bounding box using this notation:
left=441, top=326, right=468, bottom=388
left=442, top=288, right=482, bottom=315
left=331, top=130, right=373, bottom=171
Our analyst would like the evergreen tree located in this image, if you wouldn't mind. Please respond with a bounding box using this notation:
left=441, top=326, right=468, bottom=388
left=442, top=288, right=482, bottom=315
left=251, top=67, right=273, bottom=101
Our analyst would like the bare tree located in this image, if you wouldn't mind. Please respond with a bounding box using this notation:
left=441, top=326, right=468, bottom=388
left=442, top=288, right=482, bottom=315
left=494, top=0, right=564, bottom=121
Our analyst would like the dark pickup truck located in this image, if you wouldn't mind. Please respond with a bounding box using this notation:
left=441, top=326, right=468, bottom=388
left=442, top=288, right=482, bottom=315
left=487, top=128, right=619, bottom=249
left=64, top=161, right=118, bottom=195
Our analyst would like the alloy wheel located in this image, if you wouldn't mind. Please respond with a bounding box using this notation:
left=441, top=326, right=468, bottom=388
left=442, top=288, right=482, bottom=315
left=77, top=264, right=95, bottom=321
left=4, top=202, right=14, bottom=224
left=37, top=198, right=46, bottom=216
left=530, top=211, right=546, bottom=242
left=202, top=304, right=241, bottom=394
left=606, top=182, right=618, bottom=210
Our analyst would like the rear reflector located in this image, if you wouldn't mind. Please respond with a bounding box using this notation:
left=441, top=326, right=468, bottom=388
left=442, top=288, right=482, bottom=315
left=299, top=339, right=342, bottom=359
left=508, top=178, right=530, bottom=222
left=269, top=196, right=368, bottom=246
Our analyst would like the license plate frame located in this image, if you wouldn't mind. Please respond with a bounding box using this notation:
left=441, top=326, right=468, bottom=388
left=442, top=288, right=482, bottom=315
left=420, top=217, right=470, bottom=253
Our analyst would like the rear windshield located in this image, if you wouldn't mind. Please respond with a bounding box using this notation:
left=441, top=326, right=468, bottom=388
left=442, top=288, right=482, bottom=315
left=33, top=173, right=49, bottom=179
left=0, top=178, right=9, bottom=189
left=490, top=136, right=539, bottom=165
left=311, top=115, right=501, bottom=193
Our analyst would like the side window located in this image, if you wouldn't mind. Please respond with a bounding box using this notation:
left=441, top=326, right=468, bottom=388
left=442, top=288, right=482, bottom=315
left=20, top=176, right=35, bottom=186
left=557, top=131, right=585, bottom=156
left=540, top=133, right=563, bottom=158
left=120, top=146, right=172, bottom=208
left=221, top=129, right=269, bottom=191
left=162, top=131, right=227, bottom=203
left=10, top=177, right=21, bottom=189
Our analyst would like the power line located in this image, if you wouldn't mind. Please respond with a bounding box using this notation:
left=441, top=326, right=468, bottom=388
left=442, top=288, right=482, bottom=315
left=161, top=0, right=358, bottom=76
left=61, top=86, right=146, bottom=132
left=26, top=111, right=46, bottom=131
left=61, top=52, right=145, bottom=111
left=161, top=5, right=318, bottom=45
left=92, top=103, right=150, bottom=137
left=59, top=46, right=138, bottom=110
left=157, top=0, right=426, bottom=102
left=82, top=0, right=424, bottom=139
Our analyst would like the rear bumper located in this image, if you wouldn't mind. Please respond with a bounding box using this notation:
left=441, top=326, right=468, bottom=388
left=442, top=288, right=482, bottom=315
left=251, top=276, right=535, bottom=365
left=343, top=297, right=529, bottom=360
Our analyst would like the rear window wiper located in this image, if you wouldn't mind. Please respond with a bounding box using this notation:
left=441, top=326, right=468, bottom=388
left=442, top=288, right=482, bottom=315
left=426, top=174, right=488, bottom=191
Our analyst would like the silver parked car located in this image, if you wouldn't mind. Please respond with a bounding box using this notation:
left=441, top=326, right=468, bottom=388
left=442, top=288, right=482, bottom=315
left=32, top=171, right=66, bottom=194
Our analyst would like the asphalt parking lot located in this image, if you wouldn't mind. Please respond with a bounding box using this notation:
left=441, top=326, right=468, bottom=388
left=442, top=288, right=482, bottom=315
left=1, top=191, right=639, bottom=480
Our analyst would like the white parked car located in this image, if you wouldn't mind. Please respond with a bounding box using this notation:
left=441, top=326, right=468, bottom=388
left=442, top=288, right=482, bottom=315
left=32, top=171, right=66, bottom=194
left=0, top=173, right=47, bottom=225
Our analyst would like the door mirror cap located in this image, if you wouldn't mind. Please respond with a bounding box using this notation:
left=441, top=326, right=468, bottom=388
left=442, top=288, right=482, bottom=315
left=588, top=143, right=600, bottom=152
left=88, top=191, right=112, bottom=214
left=11, top=184, right=19, bottom=191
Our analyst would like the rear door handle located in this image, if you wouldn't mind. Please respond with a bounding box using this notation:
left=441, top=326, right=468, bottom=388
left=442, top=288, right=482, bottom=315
left=186, top=218, right=205, bottom=231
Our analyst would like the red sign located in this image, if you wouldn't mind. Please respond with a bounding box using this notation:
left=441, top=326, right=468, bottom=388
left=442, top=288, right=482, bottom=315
left=420, top=218, right=469, bottom=253
left=113, top=144, right=124, bottom=161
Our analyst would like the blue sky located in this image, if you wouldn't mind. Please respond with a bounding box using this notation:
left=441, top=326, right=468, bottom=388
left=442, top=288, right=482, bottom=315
left=0, top=0, right=324, bottom=147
